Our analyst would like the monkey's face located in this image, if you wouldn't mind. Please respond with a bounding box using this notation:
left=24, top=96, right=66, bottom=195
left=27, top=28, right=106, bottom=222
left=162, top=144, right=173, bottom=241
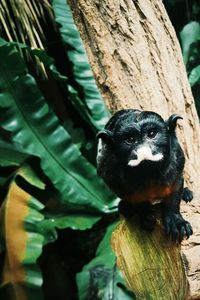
left=114, top=113, right=169, bottom=169
left=97, top=110, right=182, bottom=171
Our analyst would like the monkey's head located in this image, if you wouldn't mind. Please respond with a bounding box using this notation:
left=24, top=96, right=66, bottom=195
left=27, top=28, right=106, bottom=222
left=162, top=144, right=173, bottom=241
left=97, top=109, right=182, bottom=172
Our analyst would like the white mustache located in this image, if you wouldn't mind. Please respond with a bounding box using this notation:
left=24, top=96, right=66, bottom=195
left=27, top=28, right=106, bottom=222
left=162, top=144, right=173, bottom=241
left=128, top=145, right=163, bottom=167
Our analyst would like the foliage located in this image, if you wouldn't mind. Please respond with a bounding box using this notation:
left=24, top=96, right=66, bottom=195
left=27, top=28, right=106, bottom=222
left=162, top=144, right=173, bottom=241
left=0, top=1, right=130, bottom=300
left=180, top=21, right=200, bottom=86
left=0, top=165, right=45, bottom=300
left=77, top=223, right=135, bottom=300
left=164, top=0, right=200, bottom=117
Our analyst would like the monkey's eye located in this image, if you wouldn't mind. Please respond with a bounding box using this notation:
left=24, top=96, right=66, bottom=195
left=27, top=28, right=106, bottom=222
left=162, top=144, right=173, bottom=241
left=125, top=137, right=136, bottom=144
left=147, top=130, right=157, bottom=139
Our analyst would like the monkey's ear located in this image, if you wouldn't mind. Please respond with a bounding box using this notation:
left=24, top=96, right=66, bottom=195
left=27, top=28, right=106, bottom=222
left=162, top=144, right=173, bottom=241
left=166, top=114, right=183, bottom=132
left=96, top=130, right=113, bottom=144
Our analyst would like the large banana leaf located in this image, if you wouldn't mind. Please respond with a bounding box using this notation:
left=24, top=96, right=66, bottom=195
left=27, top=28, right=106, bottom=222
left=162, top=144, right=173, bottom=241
left=0, top=39, right=116, bottom=213
left=52, top=0, right=110, bottom=131
left=0, top=165, right=45, bottom=300
left=0, top=162, right=100, bottom=300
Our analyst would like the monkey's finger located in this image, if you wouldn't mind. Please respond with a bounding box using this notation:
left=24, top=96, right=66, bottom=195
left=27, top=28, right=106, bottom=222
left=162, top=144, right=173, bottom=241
left=185, top=223, right=193, bottom=239
left=163, top=216, right=179, bottom=240
left=163, top=217, right=171, bottom=235
left=179, top=226, right=186, bottom=242
left=171, top=226, right=179, bottom=242
left=182, top=187, right=193, bottom=202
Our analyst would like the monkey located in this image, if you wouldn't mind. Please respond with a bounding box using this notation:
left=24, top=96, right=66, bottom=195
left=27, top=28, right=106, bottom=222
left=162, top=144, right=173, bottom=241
left=96, top=109, right=193, bottom=241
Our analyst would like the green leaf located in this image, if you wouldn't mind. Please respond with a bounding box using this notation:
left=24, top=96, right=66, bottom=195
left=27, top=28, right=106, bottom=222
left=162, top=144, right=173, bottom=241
left=189, top=65, right=200, bottom=86
left=43, top=212, right=100, bottom=231
left=0, top=164, right=45, bottom=300
left=0, top=39, right=116, bottom=213
left=1, top=43, right=90, bottom=152
left=52, top=0, right=110, bottom=131
left=62, top=119, right=86, bottom=149
left=76, top=223, right=135, bottom=300
left=0, top=139, right=30, bottom=167
left=180, top=21, right=200, bottom=65
left=32, top=48, right=102, bottom=134
left=38, top=212, right=101, bottom=244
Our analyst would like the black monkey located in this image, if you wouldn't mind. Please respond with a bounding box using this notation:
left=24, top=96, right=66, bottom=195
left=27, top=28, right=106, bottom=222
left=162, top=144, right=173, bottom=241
left=96, top=109, right=193, bottom=241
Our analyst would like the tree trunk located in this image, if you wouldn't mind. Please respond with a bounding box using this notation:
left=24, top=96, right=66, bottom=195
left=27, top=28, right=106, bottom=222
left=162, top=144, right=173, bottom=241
left=68, top=0, right=200, bottom=299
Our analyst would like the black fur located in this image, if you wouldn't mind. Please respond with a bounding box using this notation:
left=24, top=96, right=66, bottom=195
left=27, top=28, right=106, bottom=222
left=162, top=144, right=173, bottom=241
left=97, top=109, right=193, bottom=241
left=182, top=187, right=193, bottom=202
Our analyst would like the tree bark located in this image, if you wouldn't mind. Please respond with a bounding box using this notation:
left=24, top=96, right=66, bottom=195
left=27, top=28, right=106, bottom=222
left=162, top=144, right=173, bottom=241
left=68, top=0, right=200, bottom=299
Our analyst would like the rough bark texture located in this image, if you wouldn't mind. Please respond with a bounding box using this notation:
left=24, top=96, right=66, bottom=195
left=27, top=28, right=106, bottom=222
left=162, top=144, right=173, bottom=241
left=112, top=217, right=188, bottom=299
left=68, top=0, right=200, bottom=298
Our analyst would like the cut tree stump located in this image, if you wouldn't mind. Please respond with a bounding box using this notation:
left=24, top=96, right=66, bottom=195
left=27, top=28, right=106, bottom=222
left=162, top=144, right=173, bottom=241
left=111, top=217, right=188, bottom=299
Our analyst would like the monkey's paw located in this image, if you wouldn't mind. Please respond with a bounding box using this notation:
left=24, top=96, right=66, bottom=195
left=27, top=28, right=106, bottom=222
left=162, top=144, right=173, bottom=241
left=118, top=200, right=134, bottom=218
left=140, top=214, right=157, bottom=232
left=182, top=187, right=193, bottom=203
left=163, top=212, right=193, bottom=242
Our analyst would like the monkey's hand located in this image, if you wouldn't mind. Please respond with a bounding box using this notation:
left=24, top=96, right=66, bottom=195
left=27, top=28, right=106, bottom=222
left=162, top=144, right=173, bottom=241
left=118, top=201, right=157, bottom=232
left=163, top=211, right=193, bottom=241
left=182, top=187, right=193, bottom=203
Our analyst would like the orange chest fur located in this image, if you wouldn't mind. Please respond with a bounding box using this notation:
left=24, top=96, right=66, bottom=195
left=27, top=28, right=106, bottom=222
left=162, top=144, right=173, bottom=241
left=123, top=184, right=175, bottom=204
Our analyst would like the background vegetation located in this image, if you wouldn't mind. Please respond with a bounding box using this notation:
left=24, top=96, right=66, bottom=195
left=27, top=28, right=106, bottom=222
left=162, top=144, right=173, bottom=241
left=0, top=1, right=199, bottom=300
left=165, top=0, right=200, bottom=116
